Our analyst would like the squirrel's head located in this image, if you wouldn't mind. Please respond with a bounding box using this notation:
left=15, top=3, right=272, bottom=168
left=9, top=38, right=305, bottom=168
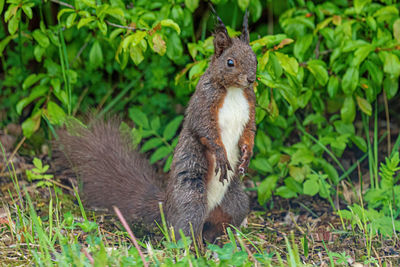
left=210, top=11, right=257, bottom=89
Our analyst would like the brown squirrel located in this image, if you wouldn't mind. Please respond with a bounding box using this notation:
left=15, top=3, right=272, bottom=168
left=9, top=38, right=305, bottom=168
left=58, top=11, right=257, bottom=243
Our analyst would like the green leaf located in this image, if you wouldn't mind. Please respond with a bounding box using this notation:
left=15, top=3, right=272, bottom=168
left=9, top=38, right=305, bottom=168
left=78, top=16, right=95, bottom=29
left=57, top=8, right=74, bottom=21
left=341, top=96, right=356, bottom=123
left=303, top=178, right=319, bottom=196
left=251, top=158, right=273, bottom=173
left=150, top=146, right=172, bottom=164
left=46, top=101, right=66, bottom=125
left=383, top=52, right=400, bottom=78
left=160, top=19, right=181, bottom=35
left=352, top=44, right=374, bottom=67
left=350, top=135, right=367, bottom=152
left=141, top=137, right=163, bottom=153
left=307, top=60, right=328, bottom=86
left=163, top=115, right=183, bottom=141
left=16, top=85, right=48, bottom=114
left=327, top=75, right=339, bottom=98
left=365, top=60, right=383, bottom=86
left=0, top=0, right=4, bottom=15
left=171, top=5, right=184, bottom=23
left=89, top=41, right=103, bottom=68
left=334, top=120, right=355, bottom=135
left=33, top=30, right=50, bottom=48
left=104, top=7, right=125, bottom=21
left=0, top=34, right=16, bottom=56
left=129, top=45, right=144, bottom=65
left=166, top=32, right=183, bottom=61
left=34, top=45, right=45, bottom=62
left=66, top=13, right=76, bottom=28
left=129, top=108, right=149, bottom=128
left=151, top=117, right=161, bottom=132
left=22, top=112, right=42, bottom=138
left=285, top=176, right=303, bottom=194
left=122, top=31, right=147, bottom=50
left=22, top=5, right=32, bottom=19
left=356, top=96, right=372, bottom=116
left=23, top=74, right=45, bottom=90
left=383, top=76, right=399, bottom=100
left=393, top=18, right=400, bottom=43
left=294, top=34, right=313, bottom=62
left=189, top=60, right=207, bottom=80
left=373, top=5, right=399, bottom=19
left=82, top=0, right=96, bottom=8
left=289, top=165, right=308, bottom=183
left=8, top=15, right=18, bottom=35
left=97, top=20, right=107, bottom=35
left=275, top=52, right=298, bottom=76
left=354, top=0, right=371, bottom=14
left=185, top=0, right=199, bottom=12
left=315, top=158, right=339, bottom=184
left=109, top=28, right=124, bottom=40
left=237, top=0, right=249, bottom=11
left=342, top=67, right=359, bottom=94
left=163, top=154, right=173, bottom=172
left=255, top=130, right=271, bottom=155
left=275, top=186, right=297, bottom=198
left=33, top=157, right=43, bottom=169
left=291, top=148, right=314, bottom=165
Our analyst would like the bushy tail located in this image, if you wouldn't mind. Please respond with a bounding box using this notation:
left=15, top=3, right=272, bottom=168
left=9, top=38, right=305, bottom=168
left=57, top=118, right=164, bottom=224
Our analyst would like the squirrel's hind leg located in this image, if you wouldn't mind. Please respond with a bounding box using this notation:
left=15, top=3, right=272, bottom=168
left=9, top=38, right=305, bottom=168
left=203, top=178, right=250, bottom=242
left=165, top=174, right=207, bottom=241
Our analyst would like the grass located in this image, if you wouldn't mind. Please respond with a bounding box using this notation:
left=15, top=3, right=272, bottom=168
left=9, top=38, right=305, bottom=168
left=1, top=138, right=400, bottom=266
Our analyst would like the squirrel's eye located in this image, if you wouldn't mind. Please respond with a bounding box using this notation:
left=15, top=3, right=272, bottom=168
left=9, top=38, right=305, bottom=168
left=227, top=59, right=235, bottom=67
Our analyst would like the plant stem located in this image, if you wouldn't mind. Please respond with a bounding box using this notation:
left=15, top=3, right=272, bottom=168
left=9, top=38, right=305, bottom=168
left=374, top=99, right=379, bottom=188
left=383, top=89, right=391, bottom=156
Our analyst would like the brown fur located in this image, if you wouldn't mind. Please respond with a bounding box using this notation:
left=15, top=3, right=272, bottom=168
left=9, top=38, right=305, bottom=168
left=57, top=12, right=257, bottom=243
left=57, top=118, right=164, bottom=224
left=165, top=13, right=257, bottom=241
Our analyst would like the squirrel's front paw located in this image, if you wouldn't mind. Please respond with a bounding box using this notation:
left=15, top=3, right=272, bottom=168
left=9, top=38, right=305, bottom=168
left=215, top=149, right=232, bottom=184
left=238, top=145, right=251, bottom=175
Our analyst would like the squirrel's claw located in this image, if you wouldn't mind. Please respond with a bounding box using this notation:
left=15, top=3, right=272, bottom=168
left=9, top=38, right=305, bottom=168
left=239, top=144, right=251, bottom=176
left=239, top=166, right=245, bottom=176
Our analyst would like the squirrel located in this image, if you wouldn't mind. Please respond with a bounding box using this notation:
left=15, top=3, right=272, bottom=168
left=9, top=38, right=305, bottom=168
left=58, top=11, right=257, bottom=244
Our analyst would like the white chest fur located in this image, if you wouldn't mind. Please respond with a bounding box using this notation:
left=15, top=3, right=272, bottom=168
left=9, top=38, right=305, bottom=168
left=207, top=87, right=250, bottom=212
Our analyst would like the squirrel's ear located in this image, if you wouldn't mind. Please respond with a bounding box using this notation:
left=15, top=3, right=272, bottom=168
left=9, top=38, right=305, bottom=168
left=240, top=10, right=249, bottom=44
left=213, top=21, right=232, bottom=57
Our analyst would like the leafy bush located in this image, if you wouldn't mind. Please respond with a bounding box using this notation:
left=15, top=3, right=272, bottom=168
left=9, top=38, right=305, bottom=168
left=1, top=0, right=400, bottom=209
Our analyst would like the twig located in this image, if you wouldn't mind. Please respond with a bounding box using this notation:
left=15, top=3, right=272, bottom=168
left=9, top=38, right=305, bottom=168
left=105, top=20, right=143, bottom=31
left=82, top=248, right=94, bottom=264
left=73, top=87, right=89, bottom=116
left=49, top=179, right=74, bottom=192
left=73, top=41, right=89, bottom=64
left=113, top=206, right=149, bottom=267
left=50, top=0, right=74, bottom=9
left=1, top=137, right=26, bottom=173
left=371, top=245, right=382, bottom=267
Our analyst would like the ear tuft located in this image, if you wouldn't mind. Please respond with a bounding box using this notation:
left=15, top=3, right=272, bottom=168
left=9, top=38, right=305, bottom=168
left=210, top=3, right=232, bottom=57
left=240, top=9, right=249, bottom=44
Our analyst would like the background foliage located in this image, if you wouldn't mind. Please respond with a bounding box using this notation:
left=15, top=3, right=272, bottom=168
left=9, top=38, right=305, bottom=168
left=1, top=0, right=400, bottom=240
